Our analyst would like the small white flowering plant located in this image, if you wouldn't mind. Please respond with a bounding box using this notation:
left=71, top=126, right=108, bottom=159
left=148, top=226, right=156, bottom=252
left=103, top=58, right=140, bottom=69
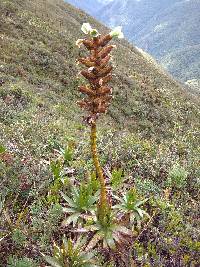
left=80, top=22, right=124, bottom=39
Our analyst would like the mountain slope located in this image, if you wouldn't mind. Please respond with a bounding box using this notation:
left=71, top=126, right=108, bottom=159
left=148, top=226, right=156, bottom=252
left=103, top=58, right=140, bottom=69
left=94, top=0, right=200, bottom=90
left=1, top=0, right=198, bottom=138
left=0, top=0, right=199, bottom=165
left=0, top=0, right=200, bottom=265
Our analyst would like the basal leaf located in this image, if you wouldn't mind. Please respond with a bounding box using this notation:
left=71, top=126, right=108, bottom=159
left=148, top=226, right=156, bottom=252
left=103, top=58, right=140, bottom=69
left=42, top=254, right=62, bottom=267
left=61, top=192, right=76, bottom=208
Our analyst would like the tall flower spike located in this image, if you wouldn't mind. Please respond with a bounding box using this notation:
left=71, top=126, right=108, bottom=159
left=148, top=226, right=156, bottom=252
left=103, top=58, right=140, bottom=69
left=76, top=23, right=124, bottom=224
left=77, top=24, right=123, bottom=123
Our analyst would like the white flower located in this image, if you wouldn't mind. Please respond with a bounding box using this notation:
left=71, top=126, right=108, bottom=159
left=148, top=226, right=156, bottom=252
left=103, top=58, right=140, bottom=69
left=81, top=23, right=93, bottom=34
left=110, top=26, right=124, bottom=39
left=81, top=23, right=100, bottom=37
left=88, top=67, right=95, bottom=72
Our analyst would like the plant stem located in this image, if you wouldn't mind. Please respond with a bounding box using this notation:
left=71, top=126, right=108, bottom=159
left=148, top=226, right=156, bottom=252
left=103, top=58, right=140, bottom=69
left=90, top=122, right=109, bottom=221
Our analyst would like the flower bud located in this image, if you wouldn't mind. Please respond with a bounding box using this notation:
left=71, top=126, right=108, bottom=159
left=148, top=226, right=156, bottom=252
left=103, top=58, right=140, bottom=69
left=97, top=86, right=112, bottom=95
left=81, top=70, right=96, bottom=80
left=97, top=65, right=113, bottom=78
left=99, top=74, right=112, bottom=86
left=98, top=45, right=116, bottom=59
left=98, top=55, right=111, bottom=68
left=98, top=34, right=112, bottom=47
left=82, top=40, right=95, bottom=50
left=79, top=86, right=95, bottom=96
left=78, top=57, right=95, bottom=67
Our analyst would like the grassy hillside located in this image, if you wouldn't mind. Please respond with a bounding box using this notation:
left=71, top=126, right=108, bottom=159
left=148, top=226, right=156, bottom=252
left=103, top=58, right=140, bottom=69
left=0, top=0, right=200, bottom=266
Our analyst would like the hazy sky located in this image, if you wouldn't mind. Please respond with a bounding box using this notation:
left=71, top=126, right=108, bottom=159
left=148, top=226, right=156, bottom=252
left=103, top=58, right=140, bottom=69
left=98, top=0, right=113, bottom=3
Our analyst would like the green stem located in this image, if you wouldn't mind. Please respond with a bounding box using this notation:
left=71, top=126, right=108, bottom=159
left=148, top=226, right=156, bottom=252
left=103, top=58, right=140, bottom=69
left=90, top=122, right=109, bottom=222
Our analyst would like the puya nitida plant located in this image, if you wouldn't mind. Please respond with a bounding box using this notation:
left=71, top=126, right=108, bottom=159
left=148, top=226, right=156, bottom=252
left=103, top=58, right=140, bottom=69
left=76, top=23, right=124, bottom=224
left=113, top=188, right=149, bottom=230
left=61, top=182, right=99, bottom=226
left=42, top=236, right=98, bottom=267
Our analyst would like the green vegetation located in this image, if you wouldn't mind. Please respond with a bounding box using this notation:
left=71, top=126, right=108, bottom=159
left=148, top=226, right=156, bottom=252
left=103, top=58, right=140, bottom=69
left=42, top=237, right=98, bottom=267
left=0, top=0, right=199, bottom=266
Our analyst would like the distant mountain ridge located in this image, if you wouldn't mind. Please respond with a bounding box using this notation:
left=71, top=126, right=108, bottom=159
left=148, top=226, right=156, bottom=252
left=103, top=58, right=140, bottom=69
left=97, top=0, right=200, bottom=91
left=66, top=0, right=200, bottom=91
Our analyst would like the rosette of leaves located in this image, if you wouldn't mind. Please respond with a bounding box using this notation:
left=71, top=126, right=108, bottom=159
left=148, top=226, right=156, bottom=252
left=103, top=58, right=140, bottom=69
left=83, top=209, right=132, bottom=251
left=113, top=188, right=149, bottom=229
left=61, top=183, right=99, bottom=226
left=42, top=236, right=98, bottom=267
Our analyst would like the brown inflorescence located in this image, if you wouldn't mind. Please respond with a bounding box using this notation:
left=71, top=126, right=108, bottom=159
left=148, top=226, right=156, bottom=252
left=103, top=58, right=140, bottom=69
left=77, top=34, right=114, bottom=125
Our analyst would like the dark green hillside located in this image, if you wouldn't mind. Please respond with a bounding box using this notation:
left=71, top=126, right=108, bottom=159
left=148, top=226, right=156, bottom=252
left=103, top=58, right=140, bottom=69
left=0, top=0, right=200, bottom=266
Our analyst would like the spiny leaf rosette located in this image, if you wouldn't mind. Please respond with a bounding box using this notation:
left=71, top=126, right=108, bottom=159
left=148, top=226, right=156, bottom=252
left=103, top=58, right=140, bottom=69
left=76, top=23, right=124, bottom=223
